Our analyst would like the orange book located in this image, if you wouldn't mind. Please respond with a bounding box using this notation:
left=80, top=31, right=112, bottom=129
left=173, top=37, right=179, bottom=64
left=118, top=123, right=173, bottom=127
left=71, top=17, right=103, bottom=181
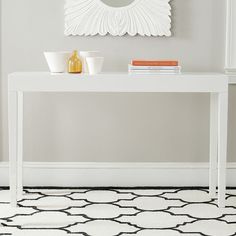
left=132, top=60, right=179, bottom=66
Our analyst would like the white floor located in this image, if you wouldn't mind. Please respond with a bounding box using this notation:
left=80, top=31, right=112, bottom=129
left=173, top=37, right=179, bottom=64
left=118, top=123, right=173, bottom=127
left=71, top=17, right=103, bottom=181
left=0, top=187, right=236, bottom=236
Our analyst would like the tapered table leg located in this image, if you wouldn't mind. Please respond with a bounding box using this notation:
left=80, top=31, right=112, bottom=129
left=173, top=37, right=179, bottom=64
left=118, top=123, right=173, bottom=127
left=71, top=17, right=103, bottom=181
left=8, top=91, right=18, bottom=207
left=17, top=92, right=23, bottom=200
left=218, top=92, right=228, bottom=208
left=209, top=93, right=218, bottom=198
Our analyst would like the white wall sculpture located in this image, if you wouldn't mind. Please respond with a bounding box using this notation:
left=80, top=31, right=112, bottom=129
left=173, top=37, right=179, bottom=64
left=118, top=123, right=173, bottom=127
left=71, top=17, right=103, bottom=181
left=64, top=0, right=172, bottom=37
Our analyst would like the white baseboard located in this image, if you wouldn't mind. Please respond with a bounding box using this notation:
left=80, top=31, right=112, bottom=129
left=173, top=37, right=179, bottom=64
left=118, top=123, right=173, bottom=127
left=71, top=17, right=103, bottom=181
left=0, top=162, right=236, bottom=187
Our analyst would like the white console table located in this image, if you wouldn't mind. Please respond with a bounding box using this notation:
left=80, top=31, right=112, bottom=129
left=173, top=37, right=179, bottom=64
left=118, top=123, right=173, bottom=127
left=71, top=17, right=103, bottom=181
left=8, top=72, right=228, bottom=207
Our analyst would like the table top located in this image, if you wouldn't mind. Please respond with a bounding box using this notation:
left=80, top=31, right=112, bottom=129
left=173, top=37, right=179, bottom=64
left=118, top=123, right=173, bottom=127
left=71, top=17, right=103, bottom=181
left=9, top=71, right=228, bottom=79
left=8, top=72, right=228, bottom=93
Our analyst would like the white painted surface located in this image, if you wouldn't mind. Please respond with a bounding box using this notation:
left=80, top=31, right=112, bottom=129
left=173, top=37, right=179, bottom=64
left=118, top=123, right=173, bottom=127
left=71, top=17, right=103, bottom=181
left=217, top=92, right=228, bottom=208
left=8, top=72, right=228, bottom=207
left=209, top=93, right=218, bottom=198
left=17, top=92, right=23, bottom=201
left=225, top=0, right=236, bottom=70
left=8, top=72, right=228, bottom=93
left=1, top=162, right=236, bottom=187
left=8, top=91, right=18, bottom=206
left=228, top=75, right=236, bottom=84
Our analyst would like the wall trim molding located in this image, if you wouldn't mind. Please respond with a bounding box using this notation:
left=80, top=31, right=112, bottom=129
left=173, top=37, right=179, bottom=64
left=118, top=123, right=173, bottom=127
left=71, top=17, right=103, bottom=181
left=0, top=162, right=236, bottom=187
left=225, top=0, right=236, bottom=71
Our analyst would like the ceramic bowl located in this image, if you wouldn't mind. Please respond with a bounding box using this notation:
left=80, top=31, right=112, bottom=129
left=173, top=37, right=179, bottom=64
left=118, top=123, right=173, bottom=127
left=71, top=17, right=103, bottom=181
left=86, top=57, right=104, bottom=75
left=44, top=51, right=72, bottom=73
left=79, top=51, right=101, bottom=73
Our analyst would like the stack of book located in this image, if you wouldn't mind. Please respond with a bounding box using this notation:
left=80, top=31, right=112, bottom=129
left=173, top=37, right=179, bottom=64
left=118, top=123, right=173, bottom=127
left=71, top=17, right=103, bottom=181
left=128, top=60, right=181, bottom=74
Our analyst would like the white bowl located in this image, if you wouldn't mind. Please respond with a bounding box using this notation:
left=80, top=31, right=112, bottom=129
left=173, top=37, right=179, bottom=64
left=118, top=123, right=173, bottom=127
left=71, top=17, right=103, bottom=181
left=86, top=57, right=104, bottom=75
left=79, top=51, right=101, bottom=73
left=44, top=51, right=72, bottom=73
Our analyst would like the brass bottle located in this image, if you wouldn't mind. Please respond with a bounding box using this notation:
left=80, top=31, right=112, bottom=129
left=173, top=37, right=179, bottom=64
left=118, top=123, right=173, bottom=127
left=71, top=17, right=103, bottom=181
left=68, top=50, right=82, bottom=73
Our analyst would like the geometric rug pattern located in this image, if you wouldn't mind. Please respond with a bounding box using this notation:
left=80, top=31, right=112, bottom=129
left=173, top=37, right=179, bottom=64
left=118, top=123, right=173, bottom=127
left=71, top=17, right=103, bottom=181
left=1, top=187, right=236, bottom=236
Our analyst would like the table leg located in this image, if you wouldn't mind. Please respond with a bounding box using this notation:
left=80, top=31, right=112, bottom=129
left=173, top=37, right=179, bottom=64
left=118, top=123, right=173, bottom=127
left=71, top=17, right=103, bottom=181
left=218, top=92, right=228, bottom=208
left=209, top=93, right=218, bottom=198
left=17, top=92, right=23, bottom=200
left=8, top=91, right=18, bottom=207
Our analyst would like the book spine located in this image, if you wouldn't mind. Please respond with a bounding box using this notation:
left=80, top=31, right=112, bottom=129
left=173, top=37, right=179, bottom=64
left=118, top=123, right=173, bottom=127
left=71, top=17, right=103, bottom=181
left=132, top=61, right=179, bottom=66
left=129, top=65, right=181, bottom=70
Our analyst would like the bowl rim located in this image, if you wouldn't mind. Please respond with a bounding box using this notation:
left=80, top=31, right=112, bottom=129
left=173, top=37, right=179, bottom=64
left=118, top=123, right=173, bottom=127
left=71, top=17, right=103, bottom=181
left=44, top=51, right=72, bottom=54
left=79, top=51, right=100, bottom=54
left=86, top=56, right=104, bottom=60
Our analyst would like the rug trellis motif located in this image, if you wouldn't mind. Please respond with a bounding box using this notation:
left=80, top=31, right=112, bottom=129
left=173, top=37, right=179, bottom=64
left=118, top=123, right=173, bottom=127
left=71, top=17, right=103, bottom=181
left=1, top=187, right=236, bottom=235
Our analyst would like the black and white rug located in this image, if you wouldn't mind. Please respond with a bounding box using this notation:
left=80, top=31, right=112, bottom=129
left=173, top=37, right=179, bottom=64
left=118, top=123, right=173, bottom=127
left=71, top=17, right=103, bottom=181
left=1, top=187, right=236, bottom=236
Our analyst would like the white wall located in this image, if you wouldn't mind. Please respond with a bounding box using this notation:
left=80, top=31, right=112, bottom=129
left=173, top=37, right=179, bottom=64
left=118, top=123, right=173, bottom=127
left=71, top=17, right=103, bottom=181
left=2, top=0, right=236, bottom=164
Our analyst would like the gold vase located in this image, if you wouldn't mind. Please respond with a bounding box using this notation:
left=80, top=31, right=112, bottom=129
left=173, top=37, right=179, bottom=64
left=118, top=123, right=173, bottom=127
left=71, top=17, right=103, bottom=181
left=68, top=50, right=82, bottom=73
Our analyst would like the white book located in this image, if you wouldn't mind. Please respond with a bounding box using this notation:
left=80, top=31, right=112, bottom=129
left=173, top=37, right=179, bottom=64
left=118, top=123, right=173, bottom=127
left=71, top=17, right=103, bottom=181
left=129, top=70, right=181, bottom=75
left=129, top=69, right=181, bottom=73
left=128, top=64, right=181, bottom=71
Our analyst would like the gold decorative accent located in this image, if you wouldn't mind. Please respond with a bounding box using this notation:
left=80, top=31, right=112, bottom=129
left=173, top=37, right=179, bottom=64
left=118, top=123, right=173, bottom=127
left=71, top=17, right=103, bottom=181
left=68, top=50, right=82, bottom=73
